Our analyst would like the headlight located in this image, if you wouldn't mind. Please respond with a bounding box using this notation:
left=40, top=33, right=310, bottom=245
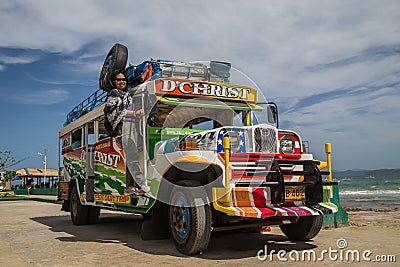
left=280, top=135, right=295, bottom=154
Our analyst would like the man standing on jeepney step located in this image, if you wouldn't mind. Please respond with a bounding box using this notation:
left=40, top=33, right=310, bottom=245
left=104, top=69, right=149, bottom=195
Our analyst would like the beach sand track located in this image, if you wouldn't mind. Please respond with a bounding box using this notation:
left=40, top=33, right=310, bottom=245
left=0, top=201, right=398, bottom=266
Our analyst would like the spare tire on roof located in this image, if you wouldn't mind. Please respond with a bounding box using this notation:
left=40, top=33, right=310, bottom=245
left=99, top=43, right=128, bottom=92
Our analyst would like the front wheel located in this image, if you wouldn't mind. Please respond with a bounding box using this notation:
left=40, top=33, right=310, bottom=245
left=168, top=180, right=212, bottom=255
left=279, top=215, right=323, bottom=240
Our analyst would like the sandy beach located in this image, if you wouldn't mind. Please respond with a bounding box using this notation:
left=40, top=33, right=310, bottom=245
left=0, top=200, right=398, bottom=266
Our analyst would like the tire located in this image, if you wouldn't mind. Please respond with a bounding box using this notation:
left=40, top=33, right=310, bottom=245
left=70, top=184, right=89, bottom=225
left=141, top=211, right=152, bottom=220
left=99, top=43, right=128, bottom=92
left=279, top=215, right=323, bottom=240
left=87, top=206, right=100, bottom=224
left=168, top=180, right=212, bottom=255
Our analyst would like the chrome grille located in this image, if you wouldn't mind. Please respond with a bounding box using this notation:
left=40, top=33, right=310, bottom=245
left=254, top=127, right=277, bottom=153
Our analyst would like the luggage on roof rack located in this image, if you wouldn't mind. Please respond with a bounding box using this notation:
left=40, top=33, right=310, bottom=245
left=125, top=61, right=161, bottom=88
left=209, top=61, right=231, bottom=83
left=158, top=60, right=208, bottom=81
left=126, top=59, right=231, bottom=85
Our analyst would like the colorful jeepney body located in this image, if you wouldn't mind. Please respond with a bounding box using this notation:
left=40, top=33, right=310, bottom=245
left=58, top=48, right=337, bottom=254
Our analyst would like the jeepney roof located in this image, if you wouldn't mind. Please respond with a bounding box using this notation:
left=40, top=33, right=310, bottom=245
left=61, top=77, right=261, bottom=131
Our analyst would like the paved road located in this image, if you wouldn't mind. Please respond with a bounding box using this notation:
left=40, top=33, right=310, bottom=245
left=0, top=201, right=398, bottom=266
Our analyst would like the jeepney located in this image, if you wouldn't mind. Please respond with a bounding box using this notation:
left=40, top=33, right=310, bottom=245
left=58, top=43, right=337, bottom=255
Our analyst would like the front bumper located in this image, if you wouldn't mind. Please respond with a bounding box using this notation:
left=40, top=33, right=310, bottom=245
left=212, top=159, right=338, bottom=219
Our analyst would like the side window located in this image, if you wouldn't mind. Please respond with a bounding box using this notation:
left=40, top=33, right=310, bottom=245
left=87, top=121, right=95, bottom=146
left=98, top=116, right=109, bottom=141
left=61, top=133, right=72, bottom=154
left=71, top=129, right=82, bottom=150
left=88, top=118, right=109, bottom=145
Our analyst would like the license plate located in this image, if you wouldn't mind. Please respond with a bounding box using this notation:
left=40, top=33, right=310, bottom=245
left=285, top=187, right=305, bottom=201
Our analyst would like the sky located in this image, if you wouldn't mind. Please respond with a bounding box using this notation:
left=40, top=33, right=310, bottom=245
left=0, top=0, right=399, bottom=171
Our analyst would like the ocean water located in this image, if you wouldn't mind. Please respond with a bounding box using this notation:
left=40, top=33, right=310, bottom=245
left=335, top=175, right=400, bottom=210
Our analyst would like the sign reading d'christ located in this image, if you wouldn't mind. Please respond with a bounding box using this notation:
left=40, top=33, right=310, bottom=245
left=155, top=79, right=257, bottom=103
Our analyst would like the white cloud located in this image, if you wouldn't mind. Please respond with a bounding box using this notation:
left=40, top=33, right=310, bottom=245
left=280, top=82, right=400, bottom=169
left=9, top=89, right=70, bottom=105
left=0, top=54, right=39, bottom=64
left=28, top=74, right=96, bottom=87
left=0, top=1, right=398, bottom=58
left=0, top=0, right=399, bottom=169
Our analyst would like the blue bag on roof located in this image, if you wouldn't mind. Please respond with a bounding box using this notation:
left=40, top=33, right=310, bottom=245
left=126, top=61, right=161, bottom=87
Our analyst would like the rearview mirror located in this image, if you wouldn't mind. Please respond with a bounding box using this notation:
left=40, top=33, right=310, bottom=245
left=267, top=104, right=277, bottom=124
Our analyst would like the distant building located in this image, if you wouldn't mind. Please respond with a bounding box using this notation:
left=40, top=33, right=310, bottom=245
left=15, top=168, right=59, bottom=188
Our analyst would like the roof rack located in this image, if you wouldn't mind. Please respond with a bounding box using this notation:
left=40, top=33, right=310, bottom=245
left=63, top=89, right=107, bottom=126
left=63, top=60, right=232, bottom=126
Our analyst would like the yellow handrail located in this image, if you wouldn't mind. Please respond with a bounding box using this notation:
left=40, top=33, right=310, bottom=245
left=325, top=143, right=332, bottom=182
left=211, top=136, right=231, bottom=206
left=223, top=136, right=231, bottom=188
